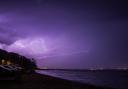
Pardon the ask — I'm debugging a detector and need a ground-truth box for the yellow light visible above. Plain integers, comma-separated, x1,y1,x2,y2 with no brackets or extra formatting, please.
7,61,11,65
1,59,5,65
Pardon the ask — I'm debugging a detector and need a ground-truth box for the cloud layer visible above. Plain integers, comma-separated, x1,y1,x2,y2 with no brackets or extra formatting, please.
0,0,127,69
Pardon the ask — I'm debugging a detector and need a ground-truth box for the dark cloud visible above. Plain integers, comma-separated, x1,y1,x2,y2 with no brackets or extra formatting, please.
0,0,127,69
0,27,18,44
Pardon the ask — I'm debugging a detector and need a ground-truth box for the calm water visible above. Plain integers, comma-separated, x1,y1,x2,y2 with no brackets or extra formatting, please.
36,70,128,89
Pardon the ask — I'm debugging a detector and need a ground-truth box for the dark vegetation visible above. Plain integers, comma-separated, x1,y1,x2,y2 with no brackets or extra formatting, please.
0,49,37,72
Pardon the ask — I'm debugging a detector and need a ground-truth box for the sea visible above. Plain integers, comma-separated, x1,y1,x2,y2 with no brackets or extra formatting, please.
36,70,128,89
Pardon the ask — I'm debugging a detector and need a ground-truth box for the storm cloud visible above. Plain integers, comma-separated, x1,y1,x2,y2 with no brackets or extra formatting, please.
0,0,127,69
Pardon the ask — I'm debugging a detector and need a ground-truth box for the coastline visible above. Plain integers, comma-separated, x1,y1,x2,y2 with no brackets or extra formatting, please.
0,72,114,89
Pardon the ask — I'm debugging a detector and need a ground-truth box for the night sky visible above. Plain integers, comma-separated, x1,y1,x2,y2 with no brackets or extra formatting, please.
0,0,127,69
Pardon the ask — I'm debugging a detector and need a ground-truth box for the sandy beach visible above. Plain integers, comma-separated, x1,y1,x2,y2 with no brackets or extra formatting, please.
0,72,114,89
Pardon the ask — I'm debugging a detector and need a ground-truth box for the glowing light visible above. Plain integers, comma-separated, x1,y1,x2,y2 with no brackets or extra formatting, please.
42,66,48,69
7,61,11,65
7,37,48,55
1,59,5,65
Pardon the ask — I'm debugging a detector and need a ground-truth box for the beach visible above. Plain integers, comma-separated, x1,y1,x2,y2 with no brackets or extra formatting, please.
0,72,113,89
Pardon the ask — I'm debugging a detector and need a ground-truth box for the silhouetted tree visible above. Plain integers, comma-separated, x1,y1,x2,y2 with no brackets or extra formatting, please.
0,49,37,72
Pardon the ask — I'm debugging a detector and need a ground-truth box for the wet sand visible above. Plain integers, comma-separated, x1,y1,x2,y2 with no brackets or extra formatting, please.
0,73,113,89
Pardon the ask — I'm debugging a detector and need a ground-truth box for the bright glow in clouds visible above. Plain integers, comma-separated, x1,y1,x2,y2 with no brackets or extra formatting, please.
7,37,47,56
4,36,89,59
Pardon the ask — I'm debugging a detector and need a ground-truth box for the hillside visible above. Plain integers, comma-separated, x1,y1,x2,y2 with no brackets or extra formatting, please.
0,49,37,71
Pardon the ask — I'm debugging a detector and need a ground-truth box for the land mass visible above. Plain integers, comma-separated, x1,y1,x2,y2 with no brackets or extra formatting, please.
0,72,114,89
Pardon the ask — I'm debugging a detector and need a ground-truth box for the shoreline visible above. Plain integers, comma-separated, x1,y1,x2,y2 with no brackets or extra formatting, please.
0,72,114,89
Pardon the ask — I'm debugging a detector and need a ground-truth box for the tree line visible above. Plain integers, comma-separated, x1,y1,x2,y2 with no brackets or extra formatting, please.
0,49,37,72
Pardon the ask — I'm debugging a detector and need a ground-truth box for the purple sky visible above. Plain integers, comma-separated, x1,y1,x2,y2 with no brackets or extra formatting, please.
0,0,127,69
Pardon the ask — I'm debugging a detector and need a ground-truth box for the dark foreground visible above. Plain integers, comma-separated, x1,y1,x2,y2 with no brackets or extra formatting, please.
0,73,113,89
